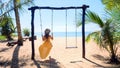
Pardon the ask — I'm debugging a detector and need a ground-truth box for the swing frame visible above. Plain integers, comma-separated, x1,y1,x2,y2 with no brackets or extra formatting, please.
28,5,89,60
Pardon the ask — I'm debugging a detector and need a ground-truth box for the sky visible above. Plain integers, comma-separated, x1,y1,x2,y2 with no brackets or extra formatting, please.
17,0,105,32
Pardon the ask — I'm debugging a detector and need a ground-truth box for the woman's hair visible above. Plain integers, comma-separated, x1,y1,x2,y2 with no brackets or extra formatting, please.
44,28,50,39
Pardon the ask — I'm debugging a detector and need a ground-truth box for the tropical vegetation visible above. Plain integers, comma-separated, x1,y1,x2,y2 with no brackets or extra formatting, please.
23,28,30,36
77,0,120,64
0,15,16,40
0,35,6,40
0,0,34,45
102,0,120,41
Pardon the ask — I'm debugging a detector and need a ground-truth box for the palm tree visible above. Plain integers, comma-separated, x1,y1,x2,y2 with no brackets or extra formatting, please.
0,15,15,40
101,0,120,52
0,0,34,45
77,10,120,63
13,0,23,45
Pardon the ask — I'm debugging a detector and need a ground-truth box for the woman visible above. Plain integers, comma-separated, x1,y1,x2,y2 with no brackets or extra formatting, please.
39,28,53,59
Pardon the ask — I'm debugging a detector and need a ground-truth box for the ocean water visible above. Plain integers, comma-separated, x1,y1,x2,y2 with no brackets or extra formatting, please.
34,32,91,37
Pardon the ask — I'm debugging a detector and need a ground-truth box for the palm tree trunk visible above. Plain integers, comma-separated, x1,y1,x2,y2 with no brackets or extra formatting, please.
108,39,119,63
109,40,116,62
13,0,23,45
107,29,119,63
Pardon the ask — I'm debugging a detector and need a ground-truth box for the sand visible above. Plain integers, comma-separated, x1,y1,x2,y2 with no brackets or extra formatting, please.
0,37,120,68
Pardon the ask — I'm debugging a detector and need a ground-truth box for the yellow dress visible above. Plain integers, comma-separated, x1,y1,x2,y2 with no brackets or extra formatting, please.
39,36,53,59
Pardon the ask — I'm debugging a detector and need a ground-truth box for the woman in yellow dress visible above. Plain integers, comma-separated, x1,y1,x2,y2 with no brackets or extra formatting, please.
39,28,53,59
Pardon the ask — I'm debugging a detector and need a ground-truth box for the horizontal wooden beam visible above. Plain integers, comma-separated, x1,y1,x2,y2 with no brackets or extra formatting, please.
28,5,89,10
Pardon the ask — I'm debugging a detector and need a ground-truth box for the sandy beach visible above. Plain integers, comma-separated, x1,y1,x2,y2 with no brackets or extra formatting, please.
0,37,120,68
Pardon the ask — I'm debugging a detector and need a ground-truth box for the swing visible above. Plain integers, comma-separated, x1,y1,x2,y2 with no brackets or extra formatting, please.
38,9,54,59
65,9,78,49
40,9,78,49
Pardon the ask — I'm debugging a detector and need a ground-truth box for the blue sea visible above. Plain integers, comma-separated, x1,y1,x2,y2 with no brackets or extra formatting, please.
34,32,91,37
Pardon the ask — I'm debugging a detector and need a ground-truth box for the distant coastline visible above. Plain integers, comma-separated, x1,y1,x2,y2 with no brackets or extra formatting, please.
34,32,91,37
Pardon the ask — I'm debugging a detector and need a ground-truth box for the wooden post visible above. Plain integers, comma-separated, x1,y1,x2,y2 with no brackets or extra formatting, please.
31,9,35,60
82,5,89,58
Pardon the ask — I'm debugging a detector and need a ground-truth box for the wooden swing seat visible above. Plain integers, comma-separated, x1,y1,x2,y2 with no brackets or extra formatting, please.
66,46,78,49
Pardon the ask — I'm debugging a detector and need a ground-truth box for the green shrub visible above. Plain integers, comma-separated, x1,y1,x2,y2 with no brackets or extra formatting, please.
0,35,6,40
23,28,30,36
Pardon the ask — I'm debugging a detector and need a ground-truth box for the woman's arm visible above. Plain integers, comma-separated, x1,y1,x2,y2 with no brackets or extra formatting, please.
49,36,53,40
42,35,45,41
50,33,53,40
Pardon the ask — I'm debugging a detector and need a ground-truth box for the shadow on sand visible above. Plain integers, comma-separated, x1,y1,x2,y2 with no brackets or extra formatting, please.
31,58,62,68
10,45,21,68
85,54,120,68
33,59,41,68
92,54,109,61
0,47,13,52
84,57,104,67
0,44,62,68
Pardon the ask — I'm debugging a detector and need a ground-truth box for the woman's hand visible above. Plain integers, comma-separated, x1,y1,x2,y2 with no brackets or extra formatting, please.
51,33,53,40
51,33,53,37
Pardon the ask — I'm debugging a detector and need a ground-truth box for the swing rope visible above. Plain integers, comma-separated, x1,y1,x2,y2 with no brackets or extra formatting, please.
65,9,68,48
51,10,53,36
75,9,78,48
39,9,43,36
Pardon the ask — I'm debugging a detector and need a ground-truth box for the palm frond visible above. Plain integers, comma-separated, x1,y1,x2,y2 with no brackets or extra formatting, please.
77,11,91,27
86,10,104,28
86,31,101,44
86,30,111,52
0,0,34,17
76,21,82,27
102,0,120,11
